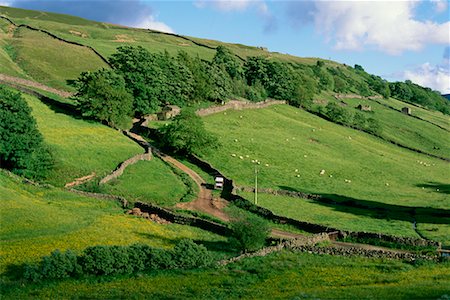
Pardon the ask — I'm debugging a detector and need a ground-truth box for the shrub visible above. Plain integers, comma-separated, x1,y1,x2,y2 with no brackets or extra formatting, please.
81,245,117,275
229,212,270,253
171,239,214,269
325,102,352,125
24,250,81,281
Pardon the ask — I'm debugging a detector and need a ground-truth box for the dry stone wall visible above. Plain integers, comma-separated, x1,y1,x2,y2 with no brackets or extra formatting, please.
196,99,286,117
99,152,152,185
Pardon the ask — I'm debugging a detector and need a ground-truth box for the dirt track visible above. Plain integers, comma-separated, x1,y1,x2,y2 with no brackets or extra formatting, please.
0,73,73,98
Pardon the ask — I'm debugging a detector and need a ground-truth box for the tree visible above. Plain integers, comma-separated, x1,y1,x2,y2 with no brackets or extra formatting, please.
229,212,270,253
0,86,53,179
325,102,352,125
206,64,233,102
75,69,133,129
159,109,219,155
213,46,243,79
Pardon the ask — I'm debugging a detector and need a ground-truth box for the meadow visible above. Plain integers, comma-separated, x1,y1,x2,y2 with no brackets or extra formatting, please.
0,171,225,273
23,93,142,187
201,105,449,243
100,159,189,207
331,96,450,159
2,250,449,299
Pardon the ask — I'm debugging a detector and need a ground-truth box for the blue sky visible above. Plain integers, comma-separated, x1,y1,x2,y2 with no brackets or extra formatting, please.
2,0,449,93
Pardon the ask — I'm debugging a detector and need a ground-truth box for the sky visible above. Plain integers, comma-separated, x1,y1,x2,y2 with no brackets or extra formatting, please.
2,0,449,94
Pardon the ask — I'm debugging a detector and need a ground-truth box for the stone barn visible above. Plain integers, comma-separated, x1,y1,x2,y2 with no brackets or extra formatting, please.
158,105,181,120
402,107,411,115
356,104,372,111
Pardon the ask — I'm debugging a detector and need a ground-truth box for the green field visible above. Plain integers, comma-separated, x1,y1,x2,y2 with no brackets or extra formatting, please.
330,96,450,159
201,105,449,242
0,171,225,273
379,97,450,132
101,159,188,207
2,250,449,299
22,93,142,186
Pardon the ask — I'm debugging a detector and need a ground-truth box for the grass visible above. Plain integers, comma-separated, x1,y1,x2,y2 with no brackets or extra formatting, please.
239,192,419,238
0,171,226,273
200,105,449,243
23,93,143,187
9,27,108,90
100,158,187,207
379,97,450,132
202,105,449,209
333,96,450,159
1,250,449,299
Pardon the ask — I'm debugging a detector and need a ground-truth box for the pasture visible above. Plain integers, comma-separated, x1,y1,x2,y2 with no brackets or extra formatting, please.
0,171,225,273
2,250,449,299
23,93,142,187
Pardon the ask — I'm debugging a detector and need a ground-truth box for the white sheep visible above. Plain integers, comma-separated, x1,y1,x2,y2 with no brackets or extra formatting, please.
320,169,325,175
231,154,236,157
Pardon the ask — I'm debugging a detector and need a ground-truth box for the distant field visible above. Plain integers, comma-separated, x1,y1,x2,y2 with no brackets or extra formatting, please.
334,96,450,159
2,250,449,299
202,105,449,209
101,159,187,207
0,172,225,272
380,97,450,132
23,93,142,186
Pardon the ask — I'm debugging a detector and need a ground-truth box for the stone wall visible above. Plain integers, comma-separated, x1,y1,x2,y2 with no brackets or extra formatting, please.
220,233,330,265
99,152,152,185
135,201,231,236
196,99,286,117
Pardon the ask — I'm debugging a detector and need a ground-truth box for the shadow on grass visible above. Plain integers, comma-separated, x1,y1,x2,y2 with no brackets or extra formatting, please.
278,186,450,225
415,182,450,194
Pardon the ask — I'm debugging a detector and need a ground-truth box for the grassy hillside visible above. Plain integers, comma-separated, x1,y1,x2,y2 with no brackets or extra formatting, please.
100,159,189,207
327,96,450,159
2,250,449,299
0,171,224,273
201,105,449,243
22,93,142,186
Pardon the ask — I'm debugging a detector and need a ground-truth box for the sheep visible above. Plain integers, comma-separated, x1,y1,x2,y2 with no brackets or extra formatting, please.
319,169,325,175
231,154,236,157
239,156,244,159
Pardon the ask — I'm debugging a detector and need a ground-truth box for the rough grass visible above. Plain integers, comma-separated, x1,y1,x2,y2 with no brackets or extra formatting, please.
380,97,450,132
100,158,187,207
10,27,108,90
0,171,225,273
239,192,419,238
202,105,449,209
2,250,449,299
335,96,450,159
23,93,142,187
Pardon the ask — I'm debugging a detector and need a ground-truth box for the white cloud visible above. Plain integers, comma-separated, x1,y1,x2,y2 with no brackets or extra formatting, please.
0,1,12,6
289,1,450,55
404,62,450,94
131,15,174,33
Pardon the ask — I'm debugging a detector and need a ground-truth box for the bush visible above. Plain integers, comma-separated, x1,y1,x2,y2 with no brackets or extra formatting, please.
171,239,214,269
81,245,118,275
229,212,270,253
325,102,352,125
24,250,81,281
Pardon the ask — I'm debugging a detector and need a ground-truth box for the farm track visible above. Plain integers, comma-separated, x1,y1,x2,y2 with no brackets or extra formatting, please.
0,73,73,97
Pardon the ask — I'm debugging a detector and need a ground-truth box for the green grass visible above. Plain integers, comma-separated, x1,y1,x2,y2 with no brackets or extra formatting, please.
334,96,450,159
9,27,108,90
380,97,450,132
100,158,187,207
0,171,225,273
239,192,419,238
202,105,449,209
23,93,142,187
2,250,449,299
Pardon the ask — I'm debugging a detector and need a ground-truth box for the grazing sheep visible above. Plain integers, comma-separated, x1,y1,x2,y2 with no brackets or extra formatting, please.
296,174,300,177
304,155,308,158
239,156,244,159
295,169,299,172
231,154,236,157
320,169,325,175
234,139,238,142
265,164,269,167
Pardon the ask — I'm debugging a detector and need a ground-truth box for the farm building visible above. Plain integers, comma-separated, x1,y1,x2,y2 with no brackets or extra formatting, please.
356,104,372,111
158,105,181,120
402,107,411,115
